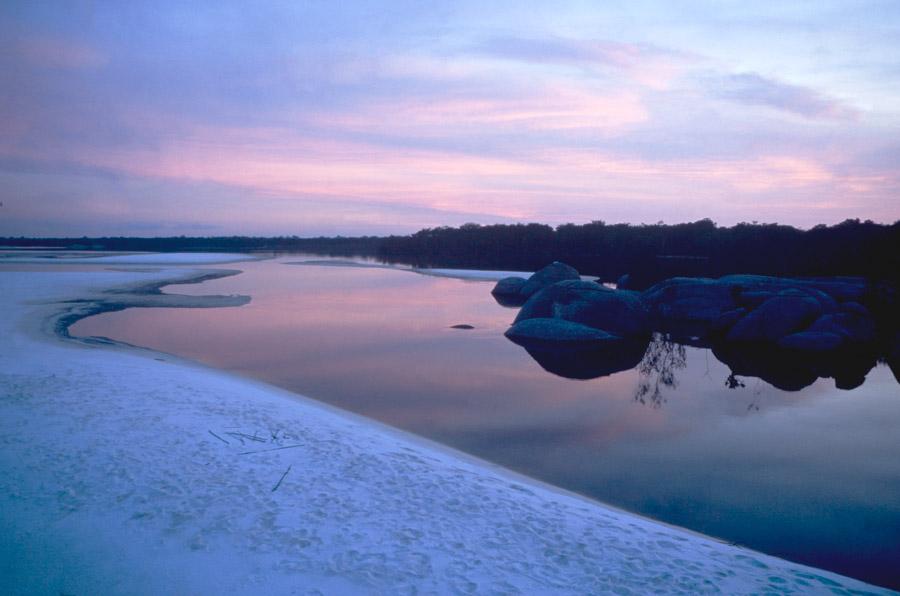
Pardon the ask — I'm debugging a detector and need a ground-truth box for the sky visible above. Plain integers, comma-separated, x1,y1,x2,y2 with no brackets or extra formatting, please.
1,0,899,237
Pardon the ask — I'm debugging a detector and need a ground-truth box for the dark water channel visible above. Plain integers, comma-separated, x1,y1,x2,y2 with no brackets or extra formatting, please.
71,257,900,588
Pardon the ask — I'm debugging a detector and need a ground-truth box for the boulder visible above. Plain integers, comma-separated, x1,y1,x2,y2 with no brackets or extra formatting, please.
518,261,581,298
807,312,876,343
505,317,621,344
735,290,775,309
775,287,838,314
839,301,869,316
515,280,649,338
718,274,866,304
642,277,737,332
726,292,824,343
777,331,845,352
711,308,747,334
491,276,527,297
515,280,601,322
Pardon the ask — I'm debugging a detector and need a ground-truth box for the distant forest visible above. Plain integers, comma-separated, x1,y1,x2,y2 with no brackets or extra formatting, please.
4,218,898,287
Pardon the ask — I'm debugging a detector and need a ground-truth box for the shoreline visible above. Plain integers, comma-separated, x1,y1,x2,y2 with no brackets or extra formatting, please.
0,259,892,594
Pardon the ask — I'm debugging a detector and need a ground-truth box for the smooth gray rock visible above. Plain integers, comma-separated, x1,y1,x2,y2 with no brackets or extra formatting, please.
554,286,649,338
727,294,823,342
505,318,622,343
778,331,845,351
642,277,737,327
515,280,602,323
518,261,581,298
491,276,527,297
515,280,649,338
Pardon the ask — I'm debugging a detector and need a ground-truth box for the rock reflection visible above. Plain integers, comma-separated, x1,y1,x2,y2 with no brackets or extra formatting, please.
712,342,879,392
635,334,687,407
513,338,648,380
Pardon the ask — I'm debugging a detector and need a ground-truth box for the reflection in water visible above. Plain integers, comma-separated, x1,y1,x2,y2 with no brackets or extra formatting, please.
712,342,879,392
635,335,687,408
511,338,648,380
510,326,888,396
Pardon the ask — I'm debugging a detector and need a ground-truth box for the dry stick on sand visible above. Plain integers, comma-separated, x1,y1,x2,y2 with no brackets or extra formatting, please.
272,464,293,492
208,430,230,445
239,444,305,455
226,431,267,443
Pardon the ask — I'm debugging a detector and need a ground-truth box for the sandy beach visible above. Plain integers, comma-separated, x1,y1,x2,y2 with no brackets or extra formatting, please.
0,255,891,595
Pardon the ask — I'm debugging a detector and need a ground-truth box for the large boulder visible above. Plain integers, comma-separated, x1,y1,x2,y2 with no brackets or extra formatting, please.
642,277,737,333
491,261,581,305
727,291,824,343
718,274,867,304
711,308,747,334
491,276,528,306
806,311,876,344
518,261,581,298
515,280,649,338
491,276,527,297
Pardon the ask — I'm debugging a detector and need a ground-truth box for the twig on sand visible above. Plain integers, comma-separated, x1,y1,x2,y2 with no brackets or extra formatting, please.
239,444,305,455
272,464,293,492
226,431,267,443
208,430,230,445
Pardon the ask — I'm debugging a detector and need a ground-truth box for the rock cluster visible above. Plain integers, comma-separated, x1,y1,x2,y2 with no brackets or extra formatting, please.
494,262,894,386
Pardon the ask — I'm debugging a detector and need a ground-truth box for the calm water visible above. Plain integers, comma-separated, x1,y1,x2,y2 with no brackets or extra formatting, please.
71,257,900,588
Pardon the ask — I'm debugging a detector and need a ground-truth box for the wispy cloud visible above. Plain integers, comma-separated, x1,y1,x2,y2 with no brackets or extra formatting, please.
470,36,692,89
709,72,858,120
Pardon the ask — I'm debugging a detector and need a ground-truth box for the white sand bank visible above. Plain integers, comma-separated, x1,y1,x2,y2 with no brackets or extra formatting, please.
0,261,891,595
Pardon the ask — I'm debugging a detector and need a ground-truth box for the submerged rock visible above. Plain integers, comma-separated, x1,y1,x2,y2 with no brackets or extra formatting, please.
505,318,622,344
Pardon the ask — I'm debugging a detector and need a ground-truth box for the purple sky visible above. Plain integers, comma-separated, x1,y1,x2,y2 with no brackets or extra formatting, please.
1,1,898,236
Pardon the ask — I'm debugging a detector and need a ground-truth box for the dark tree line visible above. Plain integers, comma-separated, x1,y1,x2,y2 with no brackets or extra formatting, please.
377,219,900,286
0,235,385,257
4,218,898,287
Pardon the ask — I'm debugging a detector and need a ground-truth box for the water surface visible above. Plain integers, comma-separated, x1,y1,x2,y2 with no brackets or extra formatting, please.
71,257,900,588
